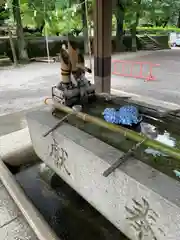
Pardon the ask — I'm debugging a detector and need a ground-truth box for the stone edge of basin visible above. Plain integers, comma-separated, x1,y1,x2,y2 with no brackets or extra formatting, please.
0,126,61,240
0,158,61,240
110,89,180,110
0,127,40,166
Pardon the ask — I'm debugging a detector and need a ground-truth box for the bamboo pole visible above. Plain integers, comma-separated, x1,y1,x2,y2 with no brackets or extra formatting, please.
52,101,180,160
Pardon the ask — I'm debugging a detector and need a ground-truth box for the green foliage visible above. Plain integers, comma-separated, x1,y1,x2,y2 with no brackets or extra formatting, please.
112,14,116,31
55,0,69,9
18,0,85,35
43,8,82,35
137,26,180,33
28,0,55,12
0,7,9,21
2,0,180,38
124,0,180,29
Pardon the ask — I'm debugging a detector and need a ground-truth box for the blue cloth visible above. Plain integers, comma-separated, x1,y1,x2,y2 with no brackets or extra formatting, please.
103,105,142,126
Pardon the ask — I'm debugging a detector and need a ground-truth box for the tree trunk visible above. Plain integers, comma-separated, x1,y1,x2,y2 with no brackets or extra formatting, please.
12,0,29,62
163,17,169,28
131,0,141,52
177,12,180,28
38,20,45,33
131,27,137,52
81,0,88,54
115,1,125,52
163,21,168,28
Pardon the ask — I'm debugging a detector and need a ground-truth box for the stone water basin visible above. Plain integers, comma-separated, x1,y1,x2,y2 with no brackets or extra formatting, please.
52,95,180,182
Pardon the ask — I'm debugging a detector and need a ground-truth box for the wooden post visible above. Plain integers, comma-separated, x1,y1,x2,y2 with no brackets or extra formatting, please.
93,0,112,93
7,27,18,66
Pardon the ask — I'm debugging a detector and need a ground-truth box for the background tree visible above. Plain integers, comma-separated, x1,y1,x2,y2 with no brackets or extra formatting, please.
1,0,180,60
12,0,29,62
114,0,126,51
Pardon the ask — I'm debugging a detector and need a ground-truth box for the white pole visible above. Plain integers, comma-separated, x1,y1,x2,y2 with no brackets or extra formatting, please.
43,0,50,63
45,27,50,63
85,0,92,70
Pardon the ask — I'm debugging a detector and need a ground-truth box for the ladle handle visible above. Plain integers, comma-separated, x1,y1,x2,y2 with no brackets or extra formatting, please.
43,112,73,137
